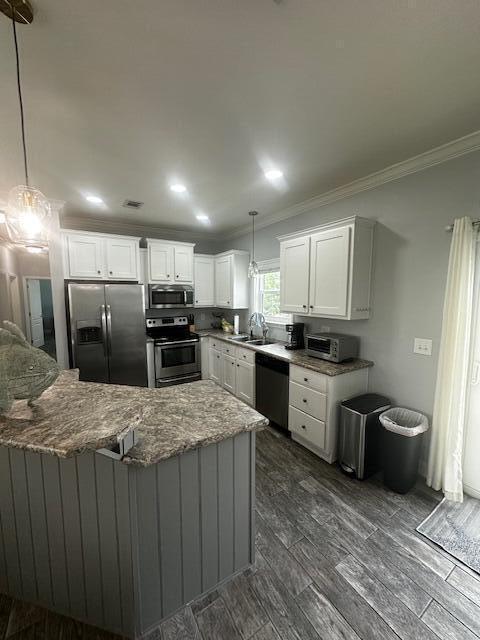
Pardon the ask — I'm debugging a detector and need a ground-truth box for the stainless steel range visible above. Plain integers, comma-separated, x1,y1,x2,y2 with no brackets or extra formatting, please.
146,316,201,387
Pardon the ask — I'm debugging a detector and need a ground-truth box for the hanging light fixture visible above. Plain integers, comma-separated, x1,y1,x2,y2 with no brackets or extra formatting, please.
1,0,51,247
247,210,259,278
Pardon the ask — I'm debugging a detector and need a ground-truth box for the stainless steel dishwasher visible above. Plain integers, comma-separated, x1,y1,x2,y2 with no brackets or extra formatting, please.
255,353,290,430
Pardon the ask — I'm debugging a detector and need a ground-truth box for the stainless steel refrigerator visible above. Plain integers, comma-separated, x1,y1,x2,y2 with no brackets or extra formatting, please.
67,283,147,386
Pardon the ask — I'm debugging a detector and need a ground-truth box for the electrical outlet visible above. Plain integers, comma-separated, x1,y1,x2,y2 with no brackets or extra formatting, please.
414,338,432,356
200,313,206,322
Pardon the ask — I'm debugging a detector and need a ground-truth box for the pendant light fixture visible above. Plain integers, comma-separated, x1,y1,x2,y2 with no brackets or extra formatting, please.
247,210,259,278
1,0,51,247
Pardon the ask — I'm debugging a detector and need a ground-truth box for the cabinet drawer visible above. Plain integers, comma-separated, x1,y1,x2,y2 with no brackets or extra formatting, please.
236,346,255,365
221,342,236,357
289,406,326,450
209,338,223,351
289,381,326,421
290,365,327,394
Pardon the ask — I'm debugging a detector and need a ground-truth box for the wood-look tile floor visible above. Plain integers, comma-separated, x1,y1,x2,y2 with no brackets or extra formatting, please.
2,427,480,639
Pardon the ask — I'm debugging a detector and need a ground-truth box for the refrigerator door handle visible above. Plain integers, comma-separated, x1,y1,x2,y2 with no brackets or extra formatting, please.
106,304,113,356
100,304,108,357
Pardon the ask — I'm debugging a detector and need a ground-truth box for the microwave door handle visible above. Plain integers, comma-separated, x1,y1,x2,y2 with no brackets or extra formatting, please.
183,290,188,306
100,305,108,357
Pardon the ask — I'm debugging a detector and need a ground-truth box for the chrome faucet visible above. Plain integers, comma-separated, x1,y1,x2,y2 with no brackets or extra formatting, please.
249,312,268,341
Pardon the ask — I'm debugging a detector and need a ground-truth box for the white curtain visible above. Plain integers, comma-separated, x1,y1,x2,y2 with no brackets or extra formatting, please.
427,216,477,502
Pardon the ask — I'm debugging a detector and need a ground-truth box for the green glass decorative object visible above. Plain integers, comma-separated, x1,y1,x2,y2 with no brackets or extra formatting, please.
0,321,60,414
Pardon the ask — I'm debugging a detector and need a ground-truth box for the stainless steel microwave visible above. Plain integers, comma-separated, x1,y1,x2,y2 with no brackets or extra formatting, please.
148,284,194,309
305,333,359,363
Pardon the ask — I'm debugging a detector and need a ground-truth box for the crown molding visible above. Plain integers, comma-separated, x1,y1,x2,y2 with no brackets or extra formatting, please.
221,129,480,240
60,215,219,243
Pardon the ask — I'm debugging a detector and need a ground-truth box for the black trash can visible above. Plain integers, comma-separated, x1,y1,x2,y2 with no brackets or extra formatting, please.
380,408,429,494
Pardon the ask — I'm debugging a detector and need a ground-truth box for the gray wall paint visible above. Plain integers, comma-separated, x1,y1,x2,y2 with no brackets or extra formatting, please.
222,151,480,419
0,432,255,638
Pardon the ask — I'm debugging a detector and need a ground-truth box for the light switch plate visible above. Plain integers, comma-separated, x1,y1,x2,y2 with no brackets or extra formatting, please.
414,338,432,356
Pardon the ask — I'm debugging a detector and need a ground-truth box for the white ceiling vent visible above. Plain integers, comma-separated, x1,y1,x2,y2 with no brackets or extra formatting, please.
123,199,144,209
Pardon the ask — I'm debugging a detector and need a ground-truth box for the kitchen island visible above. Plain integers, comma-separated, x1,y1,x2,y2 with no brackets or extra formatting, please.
0,371,267,638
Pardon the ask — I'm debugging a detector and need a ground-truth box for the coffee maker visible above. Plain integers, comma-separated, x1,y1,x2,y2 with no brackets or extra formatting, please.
285,323,305,350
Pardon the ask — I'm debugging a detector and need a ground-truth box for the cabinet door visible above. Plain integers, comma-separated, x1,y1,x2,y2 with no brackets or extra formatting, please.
222,354,237,393
215,255,232,307
236,360,255,406
66,234,105,278
106,237,138,280
309,226,350,317
174,245,194,283
280,237,310,313
200,338,210,379
209,347,222,384
149,243,174,283
194,256,215,306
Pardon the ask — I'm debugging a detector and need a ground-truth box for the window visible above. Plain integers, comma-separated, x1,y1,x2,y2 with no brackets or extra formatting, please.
253,261,292,325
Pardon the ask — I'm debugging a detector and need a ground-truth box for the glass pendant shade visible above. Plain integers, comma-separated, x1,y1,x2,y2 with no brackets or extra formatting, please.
6,185,51,245
248,259,259,278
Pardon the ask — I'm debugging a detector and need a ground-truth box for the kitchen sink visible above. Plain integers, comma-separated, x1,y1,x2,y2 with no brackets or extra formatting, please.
245,339,275,346
228,335,250,342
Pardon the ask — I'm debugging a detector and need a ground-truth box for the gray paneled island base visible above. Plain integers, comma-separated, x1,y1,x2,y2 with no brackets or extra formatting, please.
0,371,267,638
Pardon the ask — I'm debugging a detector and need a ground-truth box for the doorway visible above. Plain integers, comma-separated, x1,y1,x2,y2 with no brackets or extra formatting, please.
23,277,56,359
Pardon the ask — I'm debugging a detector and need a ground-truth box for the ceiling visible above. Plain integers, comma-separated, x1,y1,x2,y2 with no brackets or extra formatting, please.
1,0,480,236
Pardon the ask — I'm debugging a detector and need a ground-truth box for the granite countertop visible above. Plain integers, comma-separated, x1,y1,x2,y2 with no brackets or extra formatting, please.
0,370,267,466
0,370,142,458
123,380,268,466
198,330,373,376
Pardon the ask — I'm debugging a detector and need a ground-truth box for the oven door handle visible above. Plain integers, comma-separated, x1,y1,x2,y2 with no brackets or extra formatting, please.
156,339,199,347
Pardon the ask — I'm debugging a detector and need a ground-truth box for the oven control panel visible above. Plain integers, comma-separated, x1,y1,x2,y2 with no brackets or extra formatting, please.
146,316,188,328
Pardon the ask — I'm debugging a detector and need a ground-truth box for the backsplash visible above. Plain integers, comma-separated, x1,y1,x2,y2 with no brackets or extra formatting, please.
146,307,250,331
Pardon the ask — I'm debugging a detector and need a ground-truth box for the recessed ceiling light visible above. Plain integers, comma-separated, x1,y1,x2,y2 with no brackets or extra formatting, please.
264,169,283,181
196,214,209,222
85,195,104,204
0,212,5,224
26,246,43,254
170,183,187,194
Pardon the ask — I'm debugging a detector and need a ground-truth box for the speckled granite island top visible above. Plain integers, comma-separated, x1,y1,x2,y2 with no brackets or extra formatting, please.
0,370,142,458
123,380,268,466
199,330,374,376
0,369,268,465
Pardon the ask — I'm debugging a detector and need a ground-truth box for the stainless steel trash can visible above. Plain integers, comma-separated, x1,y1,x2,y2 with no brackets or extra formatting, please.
339,394,391,480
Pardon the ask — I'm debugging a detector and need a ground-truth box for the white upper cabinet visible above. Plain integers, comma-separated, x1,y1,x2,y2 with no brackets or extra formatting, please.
280,236,310,313
279,217,374,320
214,251,249,309
308,226,350,317
66,234,105,279
215,254,232,307
194,255,215,307
147,240,194,284
149,243,174,282
63,231,140,281
105,237,139,280
174,245,194,283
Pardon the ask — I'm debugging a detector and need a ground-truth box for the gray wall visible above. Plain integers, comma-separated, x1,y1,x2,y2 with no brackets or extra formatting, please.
222,151,480,419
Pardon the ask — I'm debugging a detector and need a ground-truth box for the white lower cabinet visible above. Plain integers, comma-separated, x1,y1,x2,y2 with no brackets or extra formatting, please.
223,354,237,393
288,364,368,463
209,347,223,384
236,360,255,405
208,339,255,406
